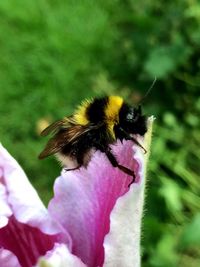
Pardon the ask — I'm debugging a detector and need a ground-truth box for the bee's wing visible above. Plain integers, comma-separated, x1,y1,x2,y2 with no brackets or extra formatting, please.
38,132,65,159
38,123,99,159
40,116,74,136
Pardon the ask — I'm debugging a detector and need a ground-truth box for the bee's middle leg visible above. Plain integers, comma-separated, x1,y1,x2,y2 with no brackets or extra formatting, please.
64,151,84,172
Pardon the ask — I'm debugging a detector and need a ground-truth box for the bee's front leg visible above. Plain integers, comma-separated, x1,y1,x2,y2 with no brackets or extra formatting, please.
119,127,147,154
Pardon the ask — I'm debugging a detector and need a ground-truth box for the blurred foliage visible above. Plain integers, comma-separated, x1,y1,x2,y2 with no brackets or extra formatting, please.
0,0,200,266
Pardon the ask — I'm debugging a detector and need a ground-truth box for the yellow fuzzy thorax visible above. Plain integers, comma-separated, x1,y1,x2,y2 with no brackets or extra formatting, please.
73,96,124,138
105,96,123,138
105,96,123,122
73,99,91,125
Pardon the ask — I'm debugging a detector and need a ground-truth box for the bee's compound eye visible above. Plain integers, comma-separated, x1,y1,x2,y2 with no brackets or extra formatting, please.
126,112,134,121
126,108,138,122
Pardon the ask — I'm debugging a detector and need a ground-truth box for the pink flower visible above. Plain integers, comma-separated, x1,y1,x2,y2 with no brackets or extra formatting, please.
0,118,153,267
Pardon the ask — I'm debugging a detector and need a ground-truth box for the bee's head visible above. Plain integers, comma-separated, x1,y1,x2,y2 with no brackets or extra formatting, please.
118,104,147,136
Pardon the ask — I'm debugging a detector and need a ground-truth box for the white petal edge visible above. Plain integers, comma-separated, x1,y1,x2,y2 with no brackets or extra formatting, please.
35,243,87,267
0,248,22,267
103,117,154,267
0,183,12,228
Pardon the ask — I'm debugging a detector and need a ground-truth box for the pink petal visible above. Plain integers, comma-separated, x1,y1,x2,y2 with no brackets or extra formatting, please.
0,216,62,267
48,134,145,266
0,144,72,267
0,144,67,236
35,243,87,267
0,248,21,267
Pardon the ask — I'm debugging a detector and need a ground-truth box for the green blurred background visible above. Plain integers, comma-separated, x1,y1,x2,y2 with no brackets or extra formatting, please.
0,0,200,266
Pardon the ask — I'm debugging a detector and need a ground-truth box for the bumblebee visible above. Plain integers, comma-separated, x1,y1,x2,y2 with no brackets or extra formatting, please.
39,96,147,183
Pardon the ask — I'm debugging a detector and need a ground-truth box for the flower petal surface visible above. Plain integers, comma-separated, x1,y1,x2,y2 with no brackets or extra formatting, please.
0,144,71,267
0,216,62,267
49,137,144,266
0,144,65,235
0,248,21,267
35,243,87,267
0,181,12,228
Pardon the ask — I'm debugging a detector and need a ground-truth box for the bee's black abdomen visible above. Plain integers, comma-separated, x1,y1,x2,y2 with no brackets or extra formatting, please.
86,97,108,123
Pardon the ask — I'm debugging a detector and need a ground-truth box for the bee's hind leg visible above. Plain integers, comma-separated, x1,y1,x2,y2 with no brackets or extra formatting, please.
64,165,81,172
64,154,84,172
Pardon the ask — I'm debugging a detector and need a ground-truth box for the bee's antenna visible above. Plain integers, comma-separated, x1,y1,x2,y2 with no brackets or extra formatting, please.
139,77,157,105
